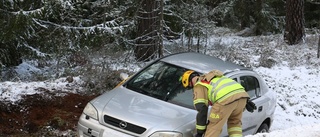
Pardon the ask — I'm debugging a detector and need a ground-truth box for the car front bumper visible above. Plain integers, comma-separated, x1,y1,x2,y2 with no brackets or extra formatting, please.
77,113,134,137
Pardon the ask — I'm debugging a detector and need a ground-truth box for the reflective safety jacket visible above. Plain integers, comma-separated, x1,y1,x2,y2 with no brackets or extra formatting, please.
197,76,245,104
193,76,249,134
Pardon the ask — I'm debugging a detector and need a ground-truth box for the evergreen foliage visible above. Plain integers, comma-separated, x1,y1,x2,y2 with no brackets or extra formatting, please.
0,0,319,67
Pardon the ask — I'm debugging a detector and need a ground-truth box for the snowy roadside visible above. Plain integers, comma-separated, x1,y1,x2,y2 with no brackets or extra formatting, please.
255,66,320,131
246,66,320,137
1,63,320,136
246,123,320,137
0,76,85,103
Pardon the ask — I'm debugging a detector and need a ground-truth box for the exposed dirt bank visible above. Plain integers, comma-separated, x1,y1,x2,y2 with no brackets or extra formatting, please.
0,92,98,137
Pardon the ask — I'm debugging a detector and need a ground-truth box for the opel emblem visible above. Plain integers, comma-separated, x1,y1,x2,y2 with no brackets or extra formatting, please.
119,121,127,129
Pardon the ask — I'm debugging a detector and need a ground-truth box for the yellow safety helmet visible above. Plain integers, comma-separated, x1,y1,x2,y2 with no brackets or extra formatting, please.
181,70,196,88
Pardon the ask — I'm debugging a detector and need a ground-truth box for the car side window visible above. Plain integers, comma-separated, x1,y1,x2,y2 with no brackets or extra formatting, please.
240,76,260,99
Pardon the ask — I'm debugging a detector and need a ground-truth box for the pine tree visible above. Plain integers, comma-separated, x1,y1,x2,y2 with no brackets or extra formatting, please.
284,0,305,45
134,0,160,61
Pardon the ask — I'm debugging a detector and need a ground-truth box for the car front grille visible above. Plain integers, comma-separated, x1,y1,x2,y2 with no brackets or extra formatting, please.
104,115,146,134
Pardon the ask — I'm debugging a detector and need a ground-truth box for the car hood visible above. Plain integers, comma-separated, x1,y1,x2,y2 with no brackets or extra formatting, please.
91,86,196,132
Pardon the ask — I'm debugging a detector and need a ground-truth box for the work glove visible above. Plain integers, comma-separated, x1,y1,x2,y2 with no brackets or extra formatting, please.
246,100,257,113
194,133,203,137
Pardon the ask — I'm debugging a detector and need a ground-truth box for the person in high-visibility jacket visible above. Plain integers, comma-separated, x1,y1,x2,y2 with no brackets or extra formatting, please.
181,69,250,137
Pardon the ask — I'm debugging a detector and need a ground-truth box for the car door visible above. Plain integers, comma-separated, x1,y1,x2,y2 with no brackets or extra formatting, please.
237,75,267,135
219,74,264,137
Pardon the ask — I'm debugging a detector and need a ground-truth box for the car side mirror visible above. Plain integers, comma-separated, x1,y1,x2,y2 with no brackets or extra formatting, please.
115,73,130,88
120,73,129,80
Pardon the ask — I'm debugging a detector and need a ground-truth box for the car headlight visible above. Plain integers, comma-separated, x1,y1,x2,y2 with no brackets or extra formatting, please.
149,131,182,137
83,103,98,120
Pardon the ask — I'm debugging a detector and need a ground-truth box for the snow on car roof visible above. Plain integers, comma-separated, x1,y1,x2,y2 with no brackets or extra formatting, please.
160,52,250,74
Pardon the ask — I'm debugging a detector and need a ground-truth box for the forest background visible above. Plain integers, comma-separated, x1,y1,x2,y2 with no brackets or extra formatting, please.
1,0,320,136
1,0,320,73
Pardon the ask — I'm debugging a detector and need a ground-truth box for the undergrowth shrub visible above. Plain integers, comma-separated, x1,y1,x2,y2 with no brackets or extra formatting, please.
259,47,277,68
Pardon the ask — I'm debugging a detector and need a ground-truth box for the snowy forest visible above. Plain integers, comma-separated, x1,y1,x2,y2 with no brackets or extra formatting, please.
1,0,320,136
1,0,320,68
1,0,320,98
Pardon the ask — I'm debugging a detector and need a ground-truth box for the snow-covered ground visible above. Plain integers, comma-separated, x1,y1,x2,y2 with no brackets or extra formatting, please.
1,31,320,136
0,62,85,103
2,60,319,137
248,66,320,137
246,124,320,137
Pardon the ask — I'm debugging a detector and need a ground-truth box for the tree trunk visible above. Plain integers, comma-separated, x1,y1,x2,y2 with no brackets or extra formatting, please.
237,0,251,29
253,0,263,35
134,0,159,61
284,0,305,45
0,44,22,67
158,0,164,58
317,35,320,58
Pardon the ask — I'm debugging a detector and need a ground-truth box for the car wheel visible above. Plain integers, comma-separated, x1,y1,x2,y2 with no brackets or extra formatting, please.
256,123,269,133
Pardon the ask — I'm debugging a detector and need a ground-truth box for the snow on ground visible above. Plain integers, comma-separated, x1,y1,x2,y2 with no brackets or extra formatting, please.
0,77,84,103
1,60,320,136
0,63,85,103
248,66,320,137
246,124,320,137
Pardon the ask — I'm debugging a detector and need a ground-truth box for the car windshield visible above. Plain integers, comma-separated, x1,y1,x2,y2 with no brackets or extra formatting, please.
125,61,194,109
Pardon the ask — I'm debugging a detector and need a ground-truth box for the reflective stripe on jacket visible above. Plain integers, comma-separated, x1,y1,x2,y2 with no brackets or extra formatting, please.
195,76,245,104
193,84,209,134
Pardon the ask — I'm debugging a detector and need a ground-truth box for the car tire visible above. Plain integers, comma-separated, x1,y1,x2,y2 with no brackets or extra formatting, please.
256,123,269,133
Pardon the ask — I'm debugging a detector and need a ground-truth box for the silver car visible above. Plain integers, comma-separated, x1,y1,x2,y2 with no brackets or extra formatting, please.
77,52,277,137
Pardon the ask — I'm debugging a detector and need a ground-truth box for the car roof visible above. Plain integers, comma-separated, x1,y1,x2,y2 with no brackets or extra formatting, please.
160,52,250,74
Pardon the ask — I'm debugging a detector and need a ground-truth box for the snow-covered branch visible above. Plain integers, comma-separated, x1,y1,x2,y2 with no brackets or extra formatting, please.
0,7,45,16
32,18,128,35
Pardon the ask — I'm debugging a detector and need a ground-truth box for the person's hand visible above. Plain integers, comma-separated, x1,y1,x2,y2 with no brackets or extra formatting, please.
246,100,257,113
194,133,203,137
